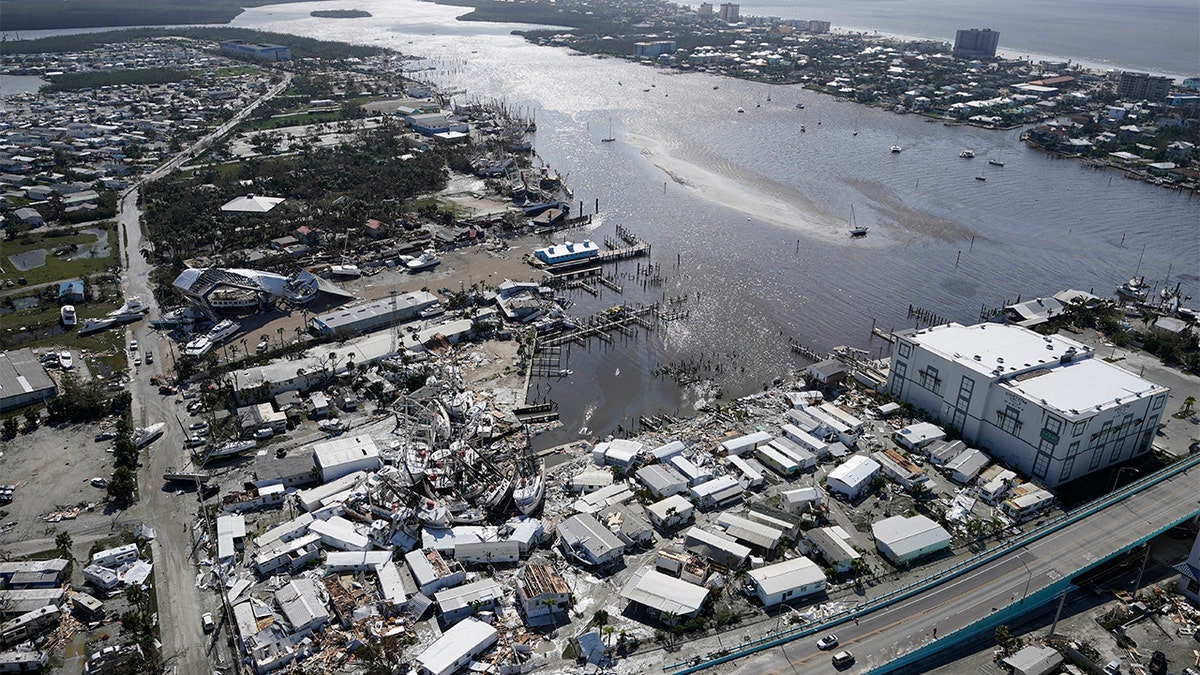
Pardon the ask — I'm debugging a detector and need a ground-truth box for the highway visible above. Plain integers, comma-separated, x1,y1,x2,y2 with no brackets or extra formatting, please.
725,462,1200,675
116,72,292,674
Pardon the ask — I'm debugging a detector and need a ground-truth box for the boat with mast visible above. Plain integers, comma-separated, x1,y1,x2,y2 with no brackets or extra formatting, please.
848,205,869,238
510,428,545,515
601,117,615,143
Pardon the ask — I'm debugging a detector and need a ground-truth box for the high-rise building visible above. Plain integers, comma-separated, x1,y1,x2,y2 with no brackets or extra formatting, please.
807,20,831,34
698,2,713,19
952,28,1000,59
1117,71,1174,101
886,322,1168,488
718,3,740,23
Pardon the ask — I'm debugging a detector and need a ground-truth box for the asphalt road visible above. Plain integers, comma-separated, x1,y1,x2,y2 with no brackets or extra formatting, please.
729,463,1200,675
114,72,293,674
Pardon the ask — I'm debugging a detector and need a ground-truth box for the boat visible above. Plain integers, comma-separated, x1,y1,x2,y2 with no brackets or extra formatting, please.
419,304,445,320
163,468,212,485
800,125,806,133
406,251,440,271
184,336,214,357
481,471,514,511
282,270,320,305
975,175,987,181
133,422,166,448
891,145,903,153
848,205,869,238
511,451,545,516
795,102,805,109
198,440,256,462
107,297,148,322
60,305,77,327
208,319,239,343
79,317,115,335
58,350,73,369
329,263,362,278
988,159,1005,167
1117,276,1149,302
959,150,976,159
601,117,615,143
736,107,745,113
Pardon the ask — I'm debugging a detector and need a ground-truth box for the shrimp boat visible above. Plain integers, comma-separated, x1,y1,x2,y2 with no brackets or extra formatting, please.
511,454,545,515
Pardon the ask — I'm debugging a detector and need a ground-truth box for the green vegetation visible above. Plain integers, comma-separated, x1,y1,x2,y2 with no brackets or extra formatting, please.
47,373,130,424
0,0,326,32
310,9,372,18
106,401,138,507
0,226,117,287
45,68,193,92
0,27,383,60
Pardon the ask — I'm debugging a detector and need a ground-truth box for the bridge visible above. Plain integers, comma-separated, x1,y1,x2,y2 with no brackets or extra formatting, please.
665,453,1200,675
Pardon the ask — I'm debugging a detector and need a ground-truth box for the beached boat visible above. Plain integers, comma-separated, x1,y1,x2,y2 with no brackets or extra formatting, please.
197,439,256,462
60,305,77,327
79,317,115,335
511,456,545,516
1117,276,1149,302
406,251,440,271
329,264,362,278
58,350,73,369
108,297,149,322
133,422,166,448
848,205,869,238
959,149,976,159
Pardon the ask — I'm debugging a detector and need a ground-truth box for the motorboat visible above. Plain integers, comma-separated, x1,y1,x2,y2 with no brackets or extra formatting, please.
891,145,903,153
975,175,987,181
282,270,319,304
184,336,213,357
60,305,77,327
207,319,239,344
79,317,115,335
107,297,148,322
1117,276,1149,302
58,350,73,369
959,149,976,159
407,251,440,272
795,102,805,109
133,422,166,448
736,107,745,113
988,159,1005,167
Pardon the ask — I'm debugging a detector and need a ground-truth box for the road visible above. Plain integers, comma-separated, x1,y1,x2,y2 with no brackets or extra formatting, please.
115,72,293,674
728,463,1200,675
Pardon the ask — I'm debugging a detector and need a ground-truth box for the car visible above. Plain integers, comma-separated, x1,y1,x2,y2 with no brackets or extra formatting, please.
187,400,204,413
185,436,206,448
201,612,215,633
253,428,274,440
816,634,839,651
134,355,141,366
257,340,269,352
189,422,208,431
90,477,107,488
145,350,154,364
129,339,138,351
182,391,199,400
94,431,117,442
106,382,124,392
1181,667,1199,675
1103,662,1121,675
831,651,855,668
1149,651,1166,675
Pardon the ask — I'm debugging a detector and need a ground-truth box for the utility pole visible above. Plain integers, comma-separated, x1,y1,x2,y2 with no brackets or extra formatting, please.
1048,588,1069,636
1132,543,1152,598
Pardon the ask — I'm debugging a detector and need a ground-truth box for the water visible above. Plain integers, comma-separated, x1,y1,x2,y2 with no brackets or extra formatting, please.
739,0,1199,78
182,1,1200,443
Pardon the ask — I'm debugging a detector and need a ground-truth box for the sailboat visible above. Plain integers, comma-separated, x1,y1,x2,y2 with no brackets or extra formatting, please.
510,428,545,515
601,117,615,143
848,205,869,237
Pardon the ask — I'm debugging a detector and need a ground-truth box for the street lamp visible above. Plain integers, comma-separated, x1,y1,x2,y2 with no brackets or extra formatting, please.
1110,466,1139,493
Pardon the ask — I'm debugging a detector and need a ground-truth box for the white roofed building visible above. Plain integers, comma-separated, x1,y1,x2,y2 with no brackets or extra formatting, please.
620,566,708,620
433,579,504,625
689,475,744,509
312,436,380,483
872,515,951,565
220,193,285,213
825,455,880,501
745,556,827,606
415,617,497,675
887,322,1168,488
646,494,695,530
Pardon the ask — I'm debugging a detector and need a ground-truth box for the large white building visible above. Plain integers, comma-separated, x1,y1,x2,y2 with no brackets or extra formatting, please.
887,322,1168,488
745,556,827,606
